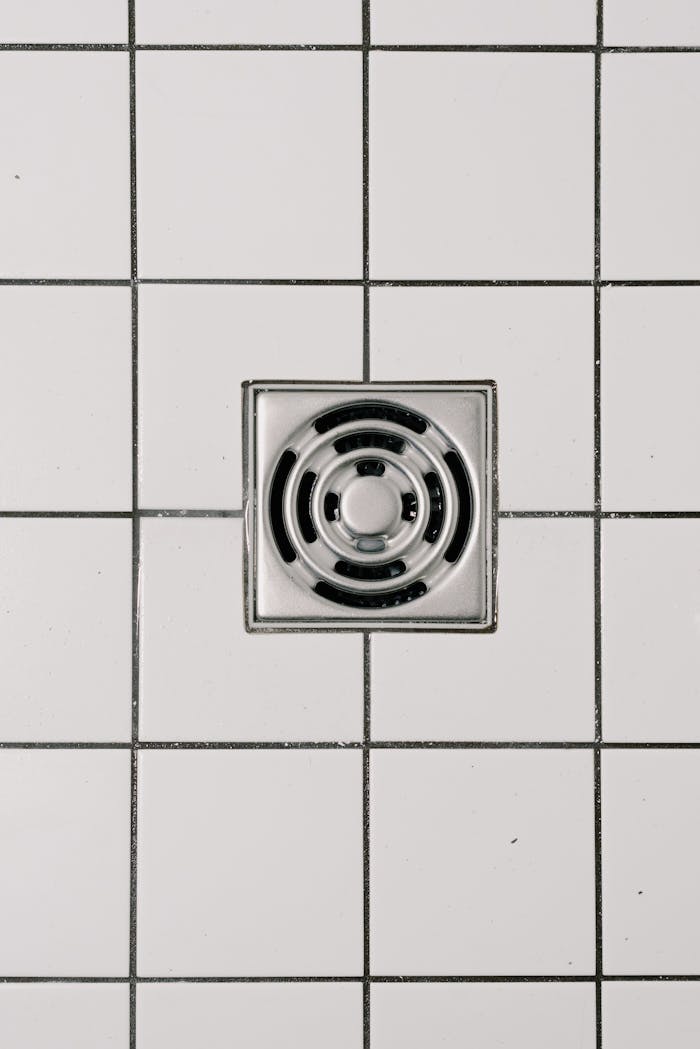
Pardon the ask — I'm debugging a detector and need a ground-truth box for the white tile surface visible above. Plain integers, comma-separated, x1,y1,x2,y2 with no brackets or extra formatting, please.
602,520,700,742
602,55,700,279
372,519,594,741
136,0,361,43
603,750,700,974
0,985,129,1049
0,520,131,742
138,983,362,1048
0,0,126,42
603,982,700,1049
139,285,362,510
0,287,131,511
370,53,593,279
0,750,130,974
602,288,700,511
0,53,129,278
370,749,595,974
137,749,363,975
604,1,700,45
136,52,362,278
372,0,596,43
371,287,593,510
139,519,362,741
371,983,596,1049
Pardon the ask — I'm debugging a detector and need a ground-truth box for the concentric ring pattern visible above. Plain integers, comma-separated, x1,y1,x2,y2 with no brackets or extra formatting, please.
267,401,475,609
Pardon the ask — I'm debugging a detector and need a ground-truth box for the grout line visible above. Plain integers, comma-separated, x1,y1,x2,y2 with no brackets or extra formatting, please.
5,42,700,54
128,3,139,1045
6,277,700,288
4,973,700,984
3,739,700,750
594,4,604,1048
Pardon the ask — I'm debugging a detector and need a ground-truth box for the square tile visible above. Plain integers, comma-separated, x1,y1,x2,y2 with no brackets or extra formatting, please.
370,749,595,974
0,750,130,974
0,53,129,278
372,984,596,1049
372,519,594,741
138,285,362,510
371,287,593,511
137,749,362,975
137,52,361,278
602,289,700,511
604,1,700,45
139,518,362,741
603,750,700,973
136,0,360,44
603,982,700,1049
370,53,593,279
0,287,131,510
0,985,129,1049
244,382,496,632
602,520,700,742
371,0,596,44
0,0,126,42
138,984,362,1048
602,55,700,279
0,520,131,742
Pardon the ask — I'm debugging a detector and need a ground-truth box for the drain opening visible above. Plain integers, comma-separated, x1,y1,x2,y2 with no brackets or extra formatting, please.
269,448,297,563
443,450,473,563
314,579,428,609
324,492,340,522
296,470,317,544
333,430,406,456
335,559,406,581
401,492,418,522
356,459,385,477
423,471,445,543
315,402,428,435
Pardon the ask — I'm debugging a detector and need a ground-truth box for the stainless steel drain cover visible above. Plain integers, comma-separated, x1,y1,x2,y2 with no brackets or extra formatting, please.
243,382,497,632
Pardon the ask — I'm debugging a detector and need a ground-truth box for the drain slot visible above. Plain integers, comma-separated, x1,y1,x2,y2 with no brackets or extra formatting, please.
335,559,406,581
333,431,406,456
423,471,444,543
315,402,427,435
269,449,297,563
296,470,318,544
356,459,385,477
314,579,428,609
401,492,417,522
443,450,473,563
324,492,340,522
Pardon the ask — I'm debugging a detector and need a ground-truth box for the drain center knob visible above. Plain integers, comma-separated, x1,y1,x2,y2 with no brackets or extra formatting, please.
342,476,401,537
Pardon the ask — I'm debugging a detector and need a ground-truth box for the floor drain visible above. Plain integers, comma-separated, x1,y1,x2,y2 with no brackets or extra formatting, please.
243,382,497,632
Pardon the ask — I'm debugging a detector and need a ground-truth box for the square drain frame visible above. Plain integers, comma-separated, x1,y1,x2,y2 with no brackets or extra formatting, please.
243,381,498,632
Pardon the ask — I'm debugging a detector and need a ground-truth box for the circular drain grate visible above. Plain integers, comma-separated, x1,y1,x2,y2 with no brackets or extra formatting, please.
268,401,475,609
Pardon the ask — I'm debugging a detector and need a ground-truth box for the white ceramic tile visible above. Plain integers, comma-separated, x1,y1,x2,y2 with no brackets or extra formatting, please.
0,53,129,278
137,749,362,975
602,55,700,279
0,750,130,974
604,1,700,45
139,519,362,741
0,520,131,742
602,289,700,511
372,983,596,1049
136,52,362,279
370,53,592,280
139,285,362,510
603,750,700,974
372,519,594,741
602,520,700,742
371,287,593,510
0,287,131,511
603,982,700,1049
0,985,129,1049
138,983,362,1048
370,749,595,974
136,0,361,44
371,0,596,44
0,0,126,42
